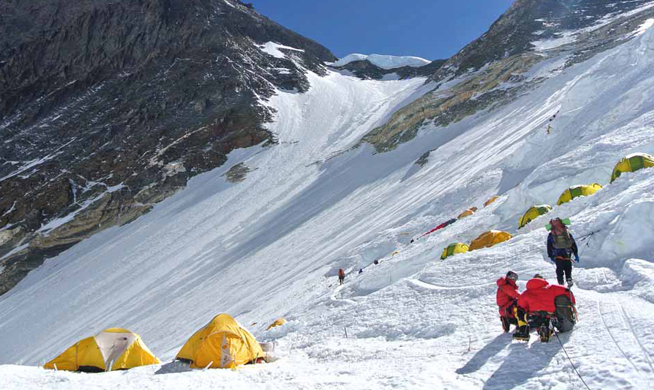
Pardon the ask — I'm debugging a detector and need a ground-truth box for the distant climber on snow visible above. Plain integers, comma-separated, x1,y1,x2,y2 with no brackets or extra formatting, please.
546,218,579,287
496,271,521,333
513,274,576,342
338,268,345,285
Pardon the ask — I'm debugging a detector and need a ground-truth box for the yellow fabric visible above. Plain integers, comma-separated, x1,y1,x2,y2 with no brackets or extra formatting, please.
556,183,603,205
102,327,131,333
514,307,529,327
518,204,552,229
44,337,105,372
469,230,512,251
484,196,499,207
112,337,161,370
440,243,469,260
266,318,287,331
457,207,477,219
44,330,160,372
610,153,654,183
44,343,79,371
176,314,264,369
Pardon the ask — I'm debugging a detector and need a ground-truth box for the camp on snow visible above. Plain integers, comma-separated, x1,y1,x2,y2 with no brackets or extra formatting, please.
457,207,477,219
267,318,287,331
176,313,264,369
469,230,512,251
556,183,602,205
610,152,654,183
421,218,457,237
518,204,552,229
44,328,160,372
440,243,469,260
484,196,499,207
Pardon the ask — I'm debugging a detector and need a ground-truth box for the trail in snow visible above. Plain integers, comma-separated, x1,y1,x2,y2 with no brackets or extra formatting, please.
2,15,654,390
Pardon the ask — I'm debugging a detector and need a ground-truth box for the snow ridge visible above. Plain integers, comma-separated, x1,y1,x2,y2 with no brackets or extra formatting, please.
331,53,431,69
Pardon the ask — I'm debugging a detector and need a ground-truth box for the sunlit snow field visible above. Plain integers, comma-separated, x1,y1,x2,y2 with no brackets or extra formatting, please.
2,19,654,390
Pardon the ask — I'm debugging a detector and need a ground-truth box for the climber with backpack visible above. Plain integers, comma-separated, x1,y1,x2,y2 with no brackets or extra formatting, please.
546,218,579,287
338,268,345,285
513,274,576,342
496,271,521,333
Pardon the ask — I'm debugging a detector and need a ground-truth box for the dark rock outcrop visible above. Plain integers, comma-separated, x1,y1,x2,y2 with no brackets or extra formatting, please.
0,0,336,295
362,0,654,153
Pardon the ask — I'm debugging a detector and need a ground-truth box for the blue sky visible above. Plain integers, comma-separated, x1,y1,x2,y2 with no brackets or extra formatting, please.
251,1,515,60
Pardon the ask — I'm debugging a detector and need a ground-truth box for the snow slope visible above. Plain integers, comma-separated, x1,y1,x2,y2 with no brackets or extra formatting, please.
331,53,431,69
2,19,654,390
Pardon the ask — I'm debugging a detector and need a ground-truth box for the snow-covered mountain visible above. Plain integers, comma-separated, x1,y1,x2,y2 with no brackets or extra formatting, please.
2,1,654,389
0,0,336,295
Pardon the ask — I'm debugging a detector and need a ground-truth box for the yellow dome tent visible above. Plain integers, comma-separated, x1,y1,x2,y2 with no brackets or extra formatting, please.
440,243,469,260
457,207,478,219
518,204,553,229
484,196,499,207
266,318,287,331
44,328,160,372
610,153,654,183
176,314,264,369
469,230,512,251
556,183,603,206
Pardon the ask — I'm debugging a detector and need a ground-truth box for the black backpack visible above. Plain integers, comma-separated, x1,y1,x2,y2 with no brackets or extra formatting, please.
554,295,576,332
551,219,574,250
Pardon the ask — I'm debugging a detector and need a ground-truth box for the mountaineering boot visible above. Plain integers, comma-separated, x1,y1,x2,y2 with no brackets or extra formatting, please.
538,324,552,342
501,316,510,333
513,326,530,341
567,278,574,288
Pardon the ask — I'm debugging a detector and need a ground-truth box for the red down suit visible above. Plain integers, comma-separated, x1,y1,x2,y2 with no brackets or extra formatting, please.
496,277,520,317
518,278,575,314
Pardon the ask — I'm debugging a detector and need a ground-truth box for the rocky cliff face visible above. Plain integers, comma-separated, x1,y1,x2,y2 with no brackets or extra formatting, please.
0,0,336,295
362,0,654,153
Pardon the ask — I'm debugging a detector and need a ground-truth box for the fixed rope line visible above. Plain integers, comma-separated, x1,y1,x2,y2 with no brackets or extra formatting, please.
555,332,592,390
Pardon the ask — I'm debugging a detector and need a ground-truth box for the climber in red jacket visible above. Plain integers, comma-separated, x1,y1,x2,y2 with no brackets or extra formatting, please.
514,274,576,341
496,271,521,332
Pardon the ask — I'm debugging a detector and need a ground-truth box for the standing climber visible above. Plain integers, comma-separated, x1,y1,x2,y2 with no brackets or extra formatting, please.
496,271,521,333
546,218,579,287
338,268,345,285
514,274,576,342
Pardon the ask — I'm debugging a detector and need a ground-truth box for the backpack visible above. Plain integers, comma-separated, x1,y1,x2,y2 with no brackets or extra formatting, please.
550,219,574,250
554,295,576,332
